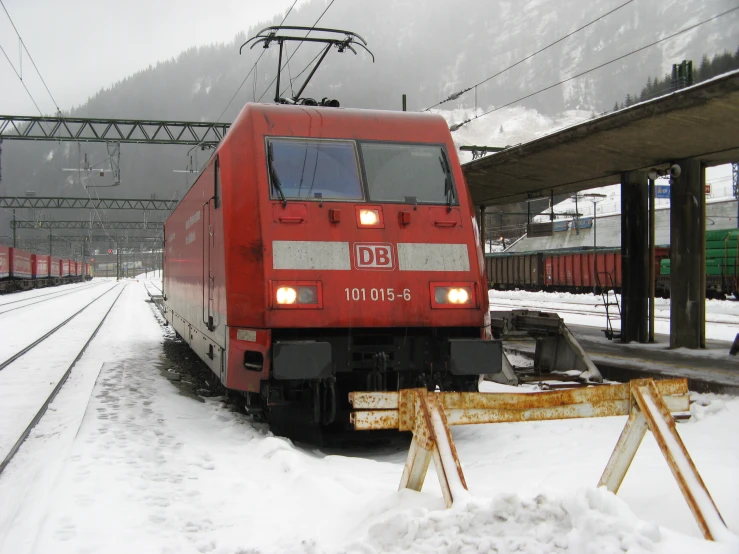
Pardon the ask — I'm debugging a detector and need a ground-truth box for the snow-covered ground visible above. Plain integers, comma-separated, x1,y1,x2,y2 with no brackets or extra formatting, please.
0,280,121,464
489,289,739,343
0,281,737,553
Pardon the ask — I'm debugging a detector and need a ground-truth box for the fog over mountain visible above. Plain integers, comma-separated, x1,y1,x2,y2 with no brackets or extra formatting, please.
2,0,737,241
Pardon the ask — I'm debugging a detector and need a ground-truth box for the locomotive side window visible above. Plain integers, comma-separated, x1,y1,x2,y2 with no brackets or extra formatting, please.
267,138,363,201
360,143,457,205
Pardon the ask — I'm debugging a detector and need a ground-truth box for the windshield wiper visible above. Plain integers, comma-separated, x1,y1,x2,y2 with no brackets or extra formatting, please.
439,149,455,211
268,142,288,207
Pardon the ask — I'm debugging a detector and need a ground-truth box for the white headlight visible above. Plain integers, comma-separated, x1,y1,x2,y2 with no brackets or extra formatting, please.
359,209,379,225
448,287,469,304
276,286,297,304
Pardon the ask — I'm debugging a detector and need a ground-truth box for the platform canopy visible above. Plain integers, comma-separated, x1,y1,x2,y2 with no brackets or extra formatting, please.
463,71,739,206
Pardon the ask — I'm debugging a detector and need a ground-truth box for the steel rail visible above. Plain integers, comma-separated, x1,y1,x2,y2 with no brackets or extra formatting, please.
489,300,737,325
0,281,97,307
0,284,127,475
0,282,104,315
0,283,121,371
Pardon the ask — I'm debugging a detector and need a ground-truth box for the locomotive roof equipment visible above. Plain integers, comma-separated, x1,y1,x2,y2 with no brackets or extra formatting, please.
240,26,375,106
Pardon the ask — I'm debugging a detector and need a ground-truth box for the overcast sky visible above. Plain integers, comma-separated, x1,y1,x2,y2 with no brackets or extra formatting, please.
0,0,304,115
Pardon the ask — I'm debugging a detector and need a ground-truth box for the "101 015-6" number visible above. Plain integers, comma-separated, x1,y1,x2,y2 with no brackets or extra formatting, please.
345,288,411,302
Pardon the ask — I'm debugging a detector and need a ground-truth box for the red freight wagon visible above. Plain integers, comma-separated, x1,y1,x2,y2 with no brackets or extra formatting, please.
164,102,499,434
32,254,50,278
61,259,71,277
491,247,670,293
545,250,621,290
0,245,9,279
73,261,82,277
10,248,33,279
50,257,61,278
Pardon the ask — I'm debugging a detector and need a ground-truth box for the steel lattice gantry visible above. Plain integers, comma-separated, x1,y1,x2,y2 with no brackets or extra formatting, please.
11,220,164,230
45,235,162,242
0,115,230,146
19,235,161,246
0,196,178,210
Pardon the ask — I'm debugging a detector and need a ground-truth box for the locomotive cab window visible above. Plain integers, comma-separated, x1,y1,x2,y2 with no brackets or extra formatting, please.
267,138,363,201
360,142,457,205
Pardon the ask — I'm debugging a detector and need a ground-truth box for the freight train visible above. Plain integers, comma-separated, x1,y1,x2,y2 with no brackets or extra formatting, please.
162,102,499,436
486,240,738,299
0,245,92,293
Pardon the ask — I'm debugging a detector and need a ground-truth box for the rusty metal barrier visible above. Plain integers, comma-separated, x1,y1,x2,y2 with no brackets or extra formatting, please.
349,378,732,542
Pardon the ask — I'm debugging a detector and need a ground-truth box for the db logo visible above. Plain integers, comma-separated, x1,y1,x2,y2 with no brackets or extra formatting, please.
354,243,394,270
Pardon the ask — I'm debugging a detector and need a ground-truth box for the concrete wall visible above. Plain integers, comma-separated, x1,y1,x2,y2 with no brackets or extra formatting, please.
507,199,738,252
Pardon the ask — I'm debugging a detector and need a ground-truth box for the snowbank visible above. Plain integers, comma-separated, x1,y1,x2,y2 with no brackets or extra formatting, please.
345,488,661,554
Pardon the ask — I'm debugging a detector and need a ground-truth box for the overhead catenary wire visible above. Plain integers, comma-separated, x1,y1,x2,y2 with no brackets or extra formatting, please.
0,42,45,116
0,0,61,113
424,0,635,112
78,143,116,248
257,0,337,102
284,46,326,91
214,0,299,124
450,5,739,132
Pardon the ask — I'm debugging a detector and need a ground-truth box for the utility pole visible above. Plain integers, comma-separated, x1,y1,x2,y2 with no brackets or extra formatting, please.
580,193,606,294
648,178,656,343
12,209,16,247
733,162,738,228
49,229,52,255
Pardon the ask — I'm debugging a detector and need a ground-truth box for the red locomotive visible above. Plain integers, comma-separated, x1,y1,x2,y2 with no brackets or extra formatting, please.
163,27,499,434
163,102,500,432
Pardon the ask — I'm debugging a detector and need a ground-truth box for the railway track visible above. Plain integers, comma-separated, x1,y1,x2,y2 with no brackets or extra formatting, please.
145,280,162,293
142,281,162,299
0,281,96,306
489,299,738,325
0,283,127,475
0,281,104,316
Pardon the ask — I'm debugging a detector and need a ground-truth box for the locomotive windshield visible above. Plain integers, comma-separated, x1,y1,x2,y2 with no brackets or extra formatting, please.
266,139,457,205
360,142,457,205
267,138,363,200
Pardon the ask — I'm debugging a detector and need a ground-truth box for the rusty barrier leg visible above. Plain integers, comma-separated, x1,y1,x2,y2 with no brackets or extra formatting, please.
349,379,733,542
599,379,729,541
397,390,468,507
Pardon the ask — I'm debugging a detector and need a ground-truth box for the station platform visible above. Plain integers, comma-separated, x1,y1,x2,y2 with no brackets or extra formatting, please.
507,323,739,395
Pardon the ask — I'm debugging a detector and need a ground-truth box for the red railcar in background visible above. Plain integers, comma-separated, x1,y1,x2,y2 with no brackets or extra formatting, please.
0,246,9,280
32,254,50,279
164,103,499,434
50,257,61,279
9,248,32,280
486,247,670,294
0,249,93,293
